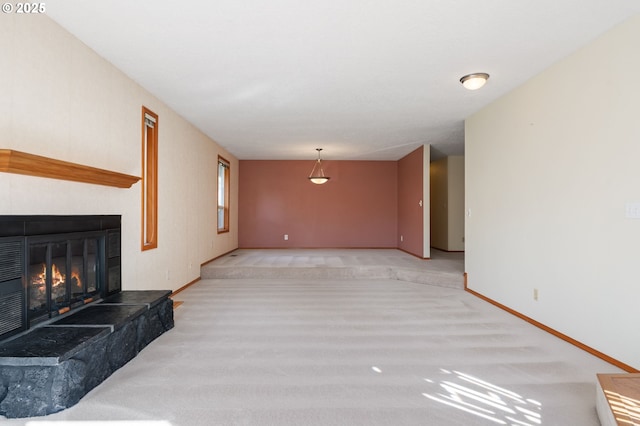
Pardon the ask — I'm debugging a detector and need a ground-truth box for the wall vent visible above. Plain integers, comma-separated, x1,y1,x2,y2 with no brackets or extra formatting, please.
0,239,23,282
0,280,23,337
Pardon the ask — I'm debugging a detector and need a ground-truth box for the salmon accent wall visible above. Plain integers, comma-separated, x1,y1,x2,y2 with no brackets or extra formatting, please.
397,146,425,258
239,160,398,248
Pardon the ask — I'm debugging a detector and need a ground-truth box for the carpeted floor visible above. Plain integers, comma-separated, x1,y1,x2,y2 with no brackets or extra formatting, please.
4,249,623,425
201,248,465,289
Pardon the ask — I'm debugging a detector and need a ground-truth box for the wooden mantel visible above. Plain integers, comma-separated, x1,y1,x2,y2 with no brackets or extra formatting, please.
0,149,140,188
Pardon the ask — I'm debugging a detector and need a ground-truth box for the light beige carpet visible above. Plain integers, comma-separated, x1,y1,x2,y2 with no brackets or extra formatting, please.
201,249,465,289
5,274,623,425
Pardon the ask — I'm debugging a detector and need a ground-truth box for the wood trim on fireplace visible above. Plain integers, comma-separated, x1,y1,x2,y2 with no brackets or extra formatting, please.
0,149,140,188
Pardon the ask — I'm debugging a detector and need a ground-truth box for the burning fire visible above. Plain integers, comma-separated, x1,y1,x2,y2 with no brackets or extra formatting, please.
30,263,46,309
49,263,67,301
71,266,83,293
29,263,83,309
51,263,65,289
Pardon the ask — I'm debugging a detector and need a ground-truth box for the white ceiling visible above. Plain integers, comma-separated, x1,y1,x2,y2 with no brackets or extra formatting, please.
46,1,639,161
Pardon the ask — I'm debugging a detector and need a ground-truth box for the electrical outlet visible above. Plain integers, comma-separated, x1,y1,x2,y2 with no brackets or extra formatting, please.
166,270,171,280
284,234,288,240
400,235,403,242
533,288,538,301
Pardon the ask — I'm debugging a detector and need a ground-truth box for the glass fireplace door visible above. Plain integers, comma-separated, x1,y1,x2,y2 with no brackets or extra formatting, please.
70,239,85,304
86,237,99,296
70,237,101,303
50,241,70,313
27,243,48,322
26,232,105,325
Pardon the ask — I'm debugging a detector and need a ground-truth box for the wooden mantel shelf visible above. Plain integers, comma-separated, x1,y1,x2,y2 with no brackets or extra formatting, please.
0,149,140,188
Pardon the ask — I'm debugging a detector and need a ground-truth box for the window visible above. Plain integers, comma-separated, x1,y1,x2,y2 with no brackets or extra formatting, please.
217,156,230,233
141,107,158,250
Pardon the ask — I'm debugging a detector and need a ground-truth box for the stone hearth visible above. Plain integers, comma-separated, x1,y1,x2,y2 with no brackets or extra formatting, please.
0,290,173,419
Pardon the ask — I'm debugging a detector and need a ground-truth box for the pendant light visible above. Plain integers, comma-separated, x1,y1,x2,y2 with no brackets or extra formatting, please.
308,148,330,184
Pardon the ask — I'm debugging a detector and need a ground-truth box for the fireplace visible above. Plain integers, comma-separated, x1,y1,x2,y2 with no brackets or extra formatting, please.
0,215,174,419
0,215,121,343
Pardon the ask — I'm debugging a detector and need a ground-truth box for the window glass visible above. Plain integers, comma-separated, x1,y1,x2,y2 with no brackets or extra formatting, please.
142,107,158,250
217,156,230,233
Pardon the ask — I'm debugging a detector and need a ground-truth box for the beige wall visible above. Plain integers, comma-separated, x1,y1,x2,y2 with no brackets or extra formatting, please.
447,156,464,251
422,146,431,259
430,158,448,250
430,156,464,252
466,15,640,368
0,14,238,292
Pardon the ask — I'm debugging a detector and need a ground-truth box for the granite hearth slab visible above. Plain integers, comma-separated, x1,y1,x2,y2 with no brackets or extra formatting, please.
0,290,173,419
0,326,110,366
51,305,147,331
103,290,172,308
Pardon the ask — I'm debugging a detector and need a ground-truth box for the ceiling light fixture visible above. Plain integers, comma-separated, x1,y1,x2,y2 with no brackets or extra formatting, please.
308,148,330,184
460,73,490,90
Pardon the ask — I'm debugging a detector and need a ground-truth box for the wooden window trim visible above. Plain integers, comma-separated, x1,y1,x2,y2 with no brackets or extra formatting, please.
142,106,158,250
217,156,230,234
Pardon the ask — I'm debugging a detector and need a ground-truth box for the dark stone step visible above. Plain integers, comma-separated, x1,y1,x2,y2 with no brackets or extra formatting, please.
102,290,171,308
51,305,146,331
0,290,173,419
0,327,110,365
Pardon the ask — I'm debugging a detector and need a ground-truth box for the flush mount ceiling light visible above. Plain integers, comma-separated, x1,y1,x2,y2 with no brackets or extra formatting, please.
308,148,330,184
460,73,490,90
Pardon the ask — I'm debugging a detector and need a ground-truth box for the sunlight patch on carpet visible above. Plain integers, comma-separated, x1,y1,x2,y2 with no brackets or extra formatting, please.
423,369,542,425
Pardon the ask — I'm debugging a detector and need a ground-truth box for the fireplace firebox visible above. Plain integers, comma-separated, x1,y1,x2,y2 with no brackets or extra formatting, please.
0,215,121,342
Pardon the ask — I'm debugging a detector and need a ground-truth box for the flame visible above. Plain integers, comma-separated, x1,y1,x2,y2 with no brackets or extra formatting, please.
29,261,83,310
50,263,66,299
71,265,83,293
29,263,47,309
51,263,65,287
33,263,46,285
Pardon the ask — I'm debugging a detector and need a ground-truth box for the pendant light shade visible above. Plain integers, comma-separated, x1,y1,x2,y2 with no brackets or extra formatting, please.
308,148,330,184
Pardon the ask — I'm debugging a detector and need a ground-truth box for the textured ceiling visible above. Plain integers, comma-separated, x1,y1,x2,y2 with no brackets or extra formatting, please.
46,1,639,161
